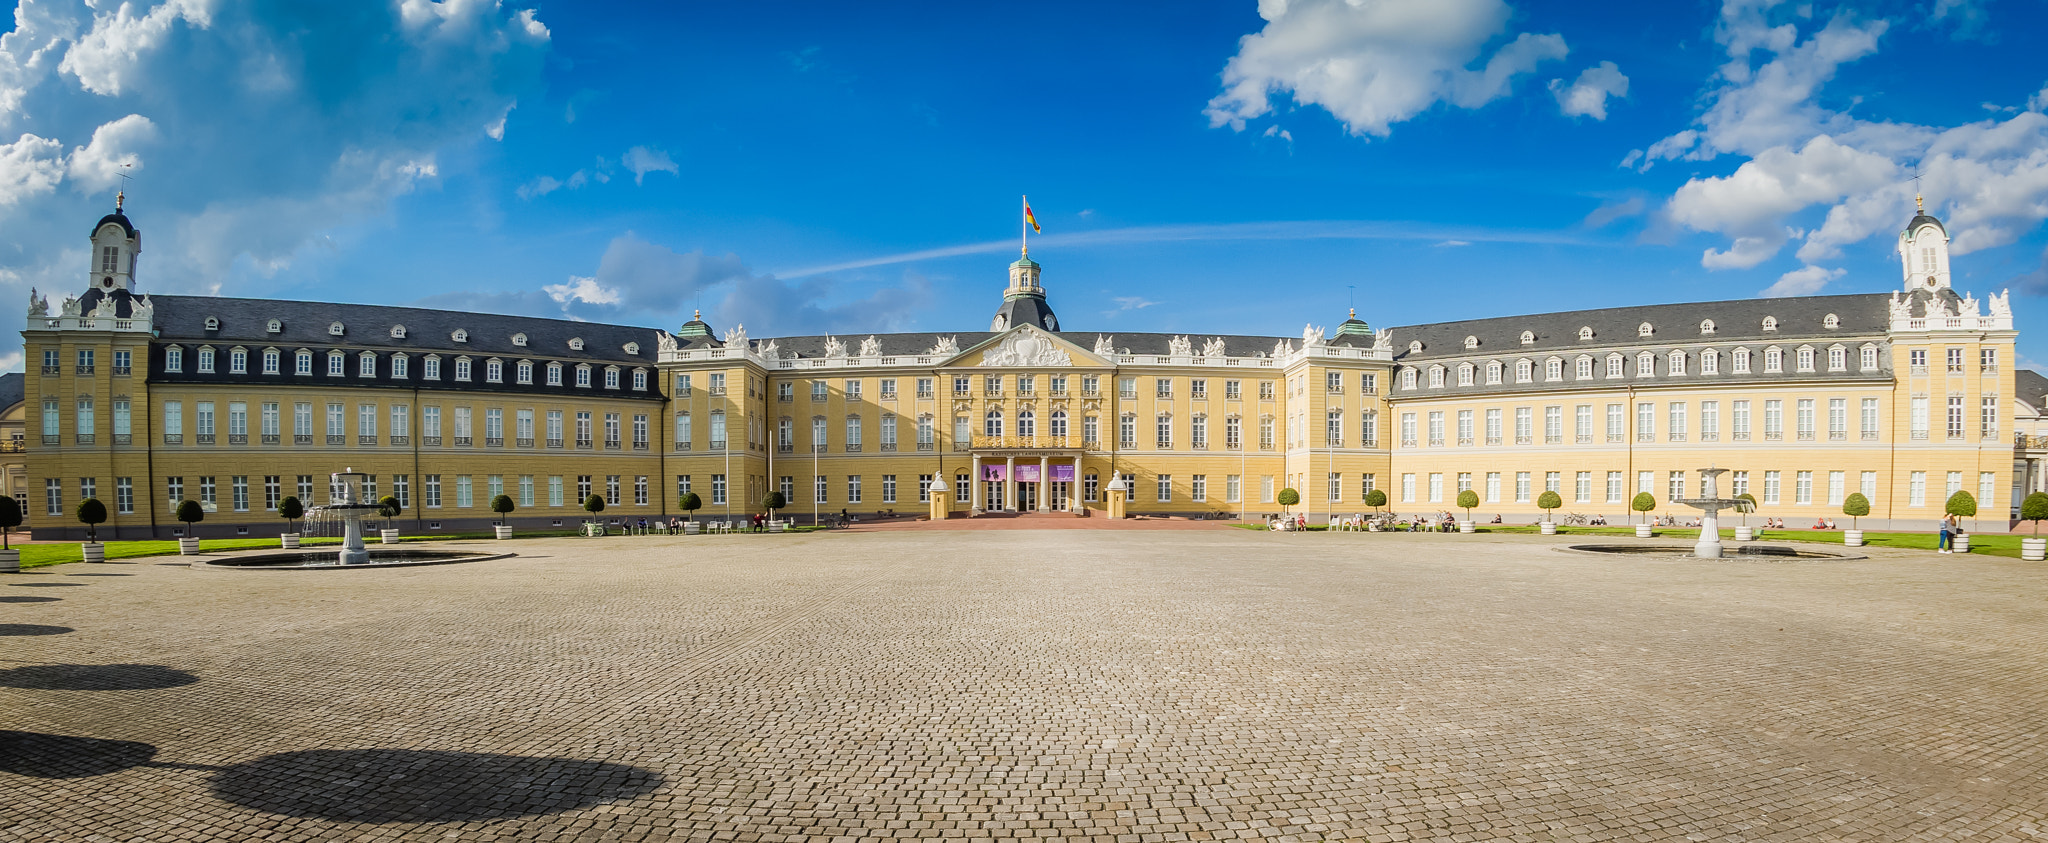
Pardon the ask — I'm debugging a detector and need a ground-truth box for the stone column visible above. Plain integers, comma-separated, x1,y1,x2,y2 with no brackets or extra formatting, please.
970,458,982,512
1038,456,1050,512
1005,455,1016,512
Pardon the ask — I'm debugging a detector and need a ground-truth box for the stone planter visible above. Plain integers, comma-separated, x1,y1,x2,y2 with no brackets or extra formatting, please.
495,525,513,540
1734,526,1753,542
81,542,105,563
1843,529,1864,547
280,533,300,549
178,536,201,555
1539,521,1556,535
1635,524,1653,538
1458,520,1475,533
1953,535,1971,553
380,529,400,544
2023,537,2046,561
0,549,17,573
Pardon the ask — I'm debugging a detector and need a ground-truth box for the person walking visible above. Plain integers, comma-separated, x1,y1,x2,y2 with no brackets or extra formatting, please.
1937,512,1955,553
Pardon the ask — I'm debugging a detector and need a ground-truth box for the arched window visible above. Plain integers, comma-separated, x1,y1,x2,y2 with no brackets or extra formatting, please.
1017,409,1036,438
1606,353,1624,377
985,409,1004,437
1638,322,1654,337
1408,340,1423,353
1578,326,1594,341
1545,357,1562,381
1575,356,1593,380
266,319,282,334
1667,350,1685,376
1732,347,1751,373
1515,359,1533,383
1823,313,1839,329
1636,351,1656,377
1486,361,1503,385
1464,335,1479,349
1050,410,1068,439
389,325,406,339
1428,366,1445,388
1761,316,1778,332
1700,319,1716,335
452,329,469,343
1520,330,1535,345
1458,363,1474,386
511,332,527,346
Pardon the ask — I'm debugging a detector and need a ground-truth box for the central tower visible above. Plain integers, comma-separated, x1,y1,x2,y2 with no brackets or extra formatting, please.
989,250,1059,331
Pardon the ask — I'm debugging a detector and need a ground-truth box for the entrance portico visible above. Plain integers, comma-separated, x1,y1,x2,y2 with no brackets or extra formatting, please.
969,447,1084,513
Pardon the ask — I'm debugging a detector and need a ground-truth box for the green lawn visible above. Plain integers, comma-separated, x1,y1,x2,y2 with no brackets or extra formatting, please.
14,525,835,569
1239,521,2041,559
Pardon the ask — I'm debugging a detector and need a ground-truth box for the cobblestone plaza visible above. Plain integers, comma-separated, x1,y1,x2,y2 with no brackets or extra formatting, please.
4,531,2045,841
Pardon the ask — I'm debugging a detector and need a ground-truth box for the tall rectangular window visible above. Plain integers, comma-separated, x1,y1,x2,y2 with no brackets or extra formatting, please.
1981,396,1999,438
1667,402,1686,441
1947,395,1965,439
1861,471,1878,502
1828,398,1847,440
1795,399,1815,441
1605,404,1622,442
1575,404,1592,443
519,475,535,507
1514,407,1532,444
1225,475,1240,503
1909,471,1926,506
117,477,134,514
1486,408,1503,445
1636,402,1653,442
1763,400,1783,440
882,474,897,504
844,475,860,504
1980,472,1997,510
1400,474,1414,502
1763,471,1781,505
1575,471,1591,503
1428,473,1443,502
549,476,563,507
1513,472,1529,503
1827,471,1845,505
456,475,472,508
712,474,728,505
1544,406,1562,444
1700,401,1719,441
1606,472,1623,504
1485,472,1501,502
1794,471,1812,504
1668,471,1685,503
1911,396,1929,439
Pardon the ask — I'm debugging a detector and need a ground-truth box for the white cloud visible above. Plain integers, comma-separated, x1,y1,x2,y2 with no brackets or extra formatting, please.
1549,61,1628,120
59,0,216,97
515,174,562,200
66,113,155,191
1433,239,1471,247
543,275,621,308
1204,0,1568,138
1111,296,1158,312
1762,264,1844,297
622,145,677,185
2030,83,2048,113
1667,135,1897,268
0,132,66,206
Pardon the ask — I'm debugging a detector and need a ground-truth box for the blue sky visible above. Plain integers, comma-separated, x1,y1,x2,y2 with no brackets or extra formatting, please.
2,0,2046,367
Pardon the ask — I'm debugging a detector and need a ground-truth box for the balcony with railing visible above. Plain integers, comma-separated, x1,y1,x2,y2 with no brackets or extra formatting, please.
517,437,533,448
547,437,563,448
971,435,1084,450
76,434,96,445
41,365,60,375
489,437,506,447
2017,432,2048,450
230,434,249,445
706,440,725,450
75,365,94,375
326,434,345,445
113,434,131,445
112,366,131,376
577,438,594,449
455,436,474,447
197,434,216,445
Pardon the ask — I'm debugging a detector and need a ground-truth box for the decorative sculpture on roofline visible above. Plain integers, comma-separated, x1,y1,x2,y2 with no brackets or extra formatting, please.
756,338,778,359
59,295,80,318
1201,337,1227,358
928,336,959,355
26,288,46,317
1889,291,1914,320
858,335,882,358
1272,338,1292,358
1990,289,2012,317
656,331,678,356
1167,335,1192,357
1373,328,1393,351
1301,324,1325,347
1093,334,1115,355
722,324,748,350
823,336,846,358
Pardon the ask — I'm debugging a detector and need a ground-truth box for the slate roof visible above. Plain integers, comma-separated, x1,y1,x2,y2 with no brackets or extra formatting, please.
2017,370,2048,413
993,295,1060,332
747,331,1302,361
0,372,23,412
148,295,665,365
1384,293,1892,362
92,209,136,239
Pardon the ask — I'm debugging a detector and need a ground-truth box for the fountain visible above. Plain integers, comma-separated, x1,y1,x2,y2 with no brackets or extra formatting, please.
305,468,384,565
200,469,511,570
1670,466,1749,558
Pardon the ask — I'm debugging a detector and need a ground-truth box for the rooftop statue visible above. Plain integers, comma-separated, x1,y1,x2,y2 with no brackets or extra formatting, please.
858,335,882,358
722,324,748,350
1167,335,1192,357
1093,334,1115,355
928,336,959,355
1201,337,1227,358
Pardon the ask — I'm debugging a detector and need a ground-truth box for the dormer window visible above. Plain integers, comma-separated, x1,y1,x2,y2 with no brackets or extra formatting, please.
623,342,640,356
228,347,247,374
1545,357,1563,381
1464,336,1479,349
1763,346,1783,373
568,337,585,351
1407,340,1422,354
485,358,503,383
451,329,468,343
546,362,562,386
511,333,527,347
327,351,345,376
516,360,533,384
295,349,313,375
262,348,280,375
1636,351,1655,377
328,322,345,336
391,353,409,379
631,368,647,391
1823,313,1839,329
1515,359,1533,383
1761,316,1778,332
604,366,621,389
1457,362,1474,386
198,346,216,374
204,316,220,331
266,319,282,334
575,364,592,388
1667,350,1685,376
390,325,407,339
1578,327,1594,341
164,345,183,373
422,355,441,380
1699,319,1715,335
358,351,376,378
1575,356,1593,380
1637,322,1654,338
1428,365,1445,388
453,356,472,382
1519,331,1534,345
1485,360,1503,385
1606,353,1624,378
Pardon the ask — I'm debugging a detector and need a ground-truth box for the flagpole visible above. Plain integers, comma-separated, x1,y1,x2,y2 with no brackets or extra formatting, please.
1021,194,1028,257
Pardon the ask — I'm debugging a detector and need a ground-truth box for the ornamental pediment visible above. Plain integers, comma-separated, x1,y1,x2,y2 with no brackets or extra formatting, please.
954,325,1104,368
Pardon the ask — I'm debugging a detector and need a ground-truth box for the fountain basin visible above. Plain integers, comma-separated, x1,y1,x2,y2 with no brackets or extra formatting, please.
1563,544,1863,560
204,550,513,570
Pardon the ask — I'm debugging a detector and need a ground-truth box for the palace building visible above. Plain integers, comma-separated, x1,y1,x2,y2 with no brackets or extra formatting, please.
19,198,2032,538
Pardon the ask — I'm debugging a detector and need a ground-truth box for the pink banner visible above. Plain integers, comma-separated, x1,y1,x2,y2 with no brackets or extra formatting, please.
981,464,1006,481
1015,464,1042,483
1050,465,1076,482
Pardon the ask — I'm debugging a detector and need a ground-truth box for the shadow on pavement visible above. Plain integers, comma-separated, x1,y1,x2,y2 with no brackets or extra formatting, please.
0,731,160,778
0,663,199,690
210,748,664,822
0,624,73,636
0,595,60,603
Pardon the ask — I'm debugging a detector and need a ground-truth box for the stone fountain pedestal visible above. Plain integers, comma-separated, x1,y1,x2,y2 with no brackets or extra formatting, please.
1673,467,1752,559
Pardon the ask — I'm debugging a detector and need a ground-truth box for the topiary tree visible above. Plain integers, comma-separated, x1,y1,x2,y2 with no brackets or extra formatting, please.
2022,491,2048,536
1456,489,1479,522
762,491,786,521
583,494,606,521
1363,488,1387,514
75,497,107,543
377,495,402,531
1945,490,1977,533
680,492,702,521
1631,492,1656,525
1841,492,1870,530
490,494,515,525
1536,490,1562,524
176,499,204,536
278,495,303,528
1736,493,1757,527
1277,487,1300,508
0,495,21,550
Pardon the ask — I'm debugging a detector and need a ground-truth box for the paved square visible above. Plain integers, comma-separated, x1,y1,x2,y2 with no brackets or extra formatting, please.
3,531,2045,841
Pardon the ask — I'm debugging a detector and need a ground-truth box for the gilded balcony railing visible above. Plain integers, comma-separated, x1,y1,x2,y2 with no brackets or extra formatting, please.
970,435,1080,450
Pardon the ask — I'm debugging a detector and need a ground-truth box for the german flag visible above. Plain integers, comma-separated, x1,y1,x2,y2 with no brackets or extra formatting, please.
1024,198,1042,234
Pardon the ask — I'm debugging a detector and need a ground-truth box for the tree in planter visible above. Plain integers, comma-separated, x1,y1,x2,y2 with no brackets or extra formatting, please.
1536,490,1562,524
2022,491,2048,535
1363,488,1387,515
1945,491,1977,536
278,495,303,530
176,499,204,537
0,495,20,549
762,491,786,527
679,492,702,524
1456,489,1479,524
1631,492,1657,526
1736,493,1757,527
75,498,107,543
1841,492,1870,531
377,495,403,532
1277,487,1300,509
490,494,515,526
583,494,606,522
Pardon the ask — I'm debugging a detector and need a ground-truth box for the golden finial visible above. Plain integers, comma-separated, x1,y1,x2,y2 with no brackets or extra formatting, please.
1348,307,1356,319
1916,193,1924,213
115,190,124,211
692,308,701,320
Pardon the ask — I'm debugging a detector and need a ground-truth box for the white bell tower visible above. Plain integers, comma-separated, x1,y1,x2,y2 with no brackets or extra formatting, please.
87,192,141,295
1897,194,1949,293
